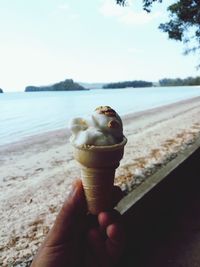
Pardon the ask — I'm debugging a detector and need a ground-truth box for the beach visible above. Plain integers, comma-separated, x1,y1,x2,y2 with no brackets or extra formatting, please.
1,96,200,266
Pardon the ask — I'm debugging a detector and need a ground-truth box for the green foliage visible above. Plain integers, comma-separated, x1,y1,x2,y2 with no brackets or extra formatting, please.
116,0,200,61
0,88,3,93
159,0,200,53
116,0,126,6
116,0,162,12
25,79,86,92
103,80,153,89
142,0,163,12
159,76,200,86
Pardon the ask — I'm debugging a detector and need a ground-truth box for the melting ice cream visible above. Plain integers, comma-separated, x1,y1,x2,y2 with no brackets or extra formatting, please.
68,106,124,146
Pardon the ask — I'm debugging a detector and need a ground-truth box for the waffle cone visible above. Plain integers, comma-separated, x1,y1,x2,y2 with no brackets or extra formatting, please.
73,137,127,214
81,167,115,214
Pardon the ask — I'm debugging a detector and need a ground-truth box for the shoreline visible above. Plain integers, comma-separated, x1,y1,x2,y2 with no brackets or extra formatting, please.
1,96,200,266
1,95,200,155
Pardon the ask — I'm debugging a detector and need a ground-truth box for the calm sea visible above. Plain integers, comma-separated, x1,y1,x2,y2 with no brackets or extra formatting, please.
1,86,200,146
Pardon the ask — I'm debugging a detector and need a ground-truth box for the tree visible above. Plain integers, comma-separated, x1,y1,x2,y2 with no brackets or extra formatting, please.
159,76,200,86
103,80,153,88
116,0,200,61
116,0,162,12
159,1,200,54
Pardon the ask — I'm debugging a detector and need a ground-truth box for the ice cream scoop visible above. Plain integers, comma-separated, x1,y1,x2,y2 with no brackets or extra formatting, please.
68,106,123,146
68,106,127,214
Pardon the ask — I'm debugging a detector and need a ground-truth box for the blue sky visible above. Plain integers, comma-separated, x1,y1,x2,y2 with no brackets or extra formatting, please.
0,0,199,92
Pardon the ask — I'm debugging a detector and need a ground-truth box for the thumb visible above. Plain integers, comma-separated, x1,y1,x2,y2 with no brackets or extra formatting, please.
44,179,87,246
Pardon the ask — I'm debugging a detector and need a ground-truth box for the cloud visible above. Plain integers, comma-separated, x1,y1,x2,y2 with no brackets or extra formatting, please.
99,0,162,26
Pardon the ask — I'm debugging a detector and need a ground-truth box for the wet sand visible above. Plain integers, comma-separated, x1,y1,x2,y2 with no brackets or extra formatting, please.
1,96,200,266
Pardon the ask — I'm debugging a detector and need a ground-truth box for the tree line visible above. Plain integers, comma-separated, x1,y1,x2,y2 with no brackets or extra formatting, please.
159,76,200,86
103,80,153,89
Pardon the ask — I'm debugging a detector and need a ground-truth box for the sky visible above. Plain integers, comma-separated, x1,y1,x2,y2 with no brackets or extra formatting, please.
0,0,199,92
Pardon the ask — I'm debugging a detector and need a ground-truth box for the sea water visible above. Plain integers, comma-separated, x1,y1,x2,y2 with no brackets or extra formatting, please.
1,86,200,146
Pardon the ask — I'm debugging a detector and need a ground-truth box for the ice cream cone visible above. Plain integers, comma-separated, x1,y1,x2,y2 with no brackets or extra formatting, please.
73,137,127,214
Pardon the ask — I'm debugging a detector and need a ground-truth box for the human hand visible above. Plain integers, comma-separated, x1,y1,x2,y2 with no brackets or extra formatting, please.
30,179,125,267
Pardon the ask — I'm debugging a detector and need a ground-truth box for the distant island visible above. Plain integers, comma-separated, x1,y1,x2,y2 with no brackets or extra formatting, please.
103,80,153,89
159,76,200,86
25,79,86,92
1,75,198,93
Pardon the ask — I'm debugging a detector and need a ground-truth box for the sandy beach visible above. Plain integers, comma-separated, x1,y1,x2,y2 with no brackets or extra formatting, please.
1,96,200,266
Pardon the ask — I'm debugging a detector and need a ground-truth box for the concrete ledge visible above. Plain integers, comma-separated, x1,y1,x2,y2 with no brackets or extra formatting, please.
116,136,200,214
116,136,200,267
